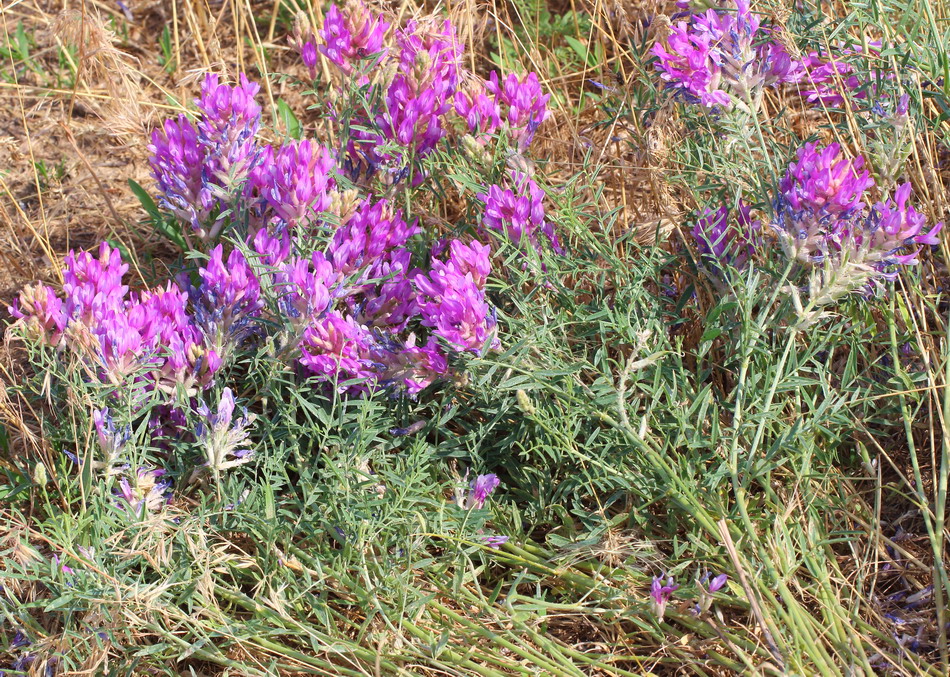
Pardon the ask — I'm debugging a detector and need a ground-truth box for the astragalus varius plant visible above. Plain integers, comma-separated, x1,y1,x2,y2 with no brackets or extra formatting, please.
6,2,558,510
657,1,943,323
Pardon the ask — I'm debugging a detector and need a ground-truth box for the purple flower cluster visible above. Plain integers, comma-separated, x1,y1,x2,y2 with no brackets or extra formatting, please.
691,201,757,268
196,387,256,475
150,76,339,240
486,71,551,148
352,17,464,177
656,5,895,112
251,140,337,231
10,5,559,506
653,0,799,109
319,1,390,75
797,42,882,107
416,240,498,355
772,142,942,276
466,473,500,509
246,197,496,393
191,245,264,354
149,74,262,242
454,71,550,148
115,467,172,514
304,4,549,182
9,243,221,393
478,171,561,253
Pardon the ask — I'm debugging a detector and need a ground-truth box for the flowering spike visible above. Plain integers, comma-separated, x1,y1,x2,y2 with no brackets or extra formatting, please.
485,71,550,148
319,2,390,74
196,387,256,477
478,172,560,253
652,0,799,110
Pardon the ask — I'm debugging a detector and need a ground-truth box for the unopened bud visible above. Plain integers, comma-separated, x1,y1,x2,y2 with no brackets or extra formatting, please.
516,389,536,416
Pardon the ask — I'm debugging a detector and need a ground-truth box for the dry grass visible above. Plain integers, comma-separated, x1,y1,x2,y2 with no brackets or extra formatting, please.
0,0,694,303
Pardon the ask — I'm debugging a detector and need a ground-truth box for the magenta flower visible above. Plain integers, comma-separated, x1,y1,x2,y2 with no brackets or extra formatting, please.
195,73,261,151
478,172,561,253
299,311,383,391
780,142,875,218
319,2,390,74
772,142,941,278
328,199,420,275
865,184,943,270
415,250,499,355
651,574,679,620
9,242,222,395
466,473,500,509
653,0,799,110
62,242,130,323
53,554,74,576
301,41,318,76
708,573,728,593
8,283,66,344
395,18,463,107
440,240,491,288
356,254,418,332
149,74,263,242
252,227,292,267
691,202,757,268
148,115,213,234
386,335,448,395
346,17,463,177
485,71,550,148
455,85,502,138
796,42,883,107
251,140,337,230
193,245,264,352
483,534,510,548
276,252,338,325
290,12,320,80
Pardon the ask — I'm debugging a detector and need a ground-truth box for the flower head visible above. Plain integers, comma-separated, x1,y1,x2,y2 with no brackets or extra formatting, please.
483,534,510,548
8,283,66,343
415,244,499,355
772,142,941,280
328,199,420,275
692,201,757,269
193,245,264,352
478,172,560,253
319,2,390,74
650,574,679,619
485,71,549,148
466,473,500,509
653,0,799,110
455,84,502,138
115,467,172,514
149,75,263,242
299,311,384,391
196,388,256,475
251,140,337,230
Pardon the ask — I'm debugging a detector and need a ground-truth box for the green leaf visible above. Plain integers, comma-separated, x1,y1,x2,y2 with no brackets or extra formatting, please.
277,99,303,140
128,179,161,220
129,179,187,250
564,35,596,68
